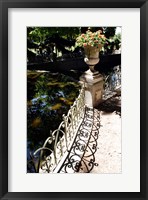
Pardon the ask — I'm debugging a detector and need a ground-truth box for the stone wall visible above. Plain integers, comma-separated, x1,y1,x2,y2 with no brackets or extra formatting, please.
27,54,121,75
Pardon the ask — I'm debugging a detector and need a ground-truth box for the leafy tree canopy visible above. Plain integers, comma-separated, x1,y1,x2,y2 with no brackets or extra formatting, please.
27,27,81,44
27,27,121,55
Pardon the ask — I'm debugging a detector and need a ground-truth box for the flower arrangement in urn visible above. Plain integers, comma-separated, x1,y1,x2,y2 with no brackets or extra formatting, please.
76,29,107,48
76,30,107,72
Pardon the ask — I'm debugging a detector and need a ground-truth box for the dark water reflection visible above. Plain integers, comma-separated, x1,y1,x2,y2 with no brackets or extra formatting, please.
27,71,80,172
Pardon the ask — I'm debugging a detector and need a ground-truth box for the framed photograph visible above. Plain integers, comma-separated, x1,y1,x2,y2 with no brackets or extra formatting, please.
0,0,147,199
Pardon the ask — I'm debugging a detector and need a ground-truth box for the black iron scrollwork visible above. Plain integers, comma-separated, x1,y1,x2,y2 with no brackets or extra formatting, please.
58,106,100,173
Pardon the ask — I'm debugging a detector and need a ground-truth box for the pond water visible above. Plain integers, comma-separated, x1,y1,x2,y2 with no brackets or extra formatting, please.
27,71,80,172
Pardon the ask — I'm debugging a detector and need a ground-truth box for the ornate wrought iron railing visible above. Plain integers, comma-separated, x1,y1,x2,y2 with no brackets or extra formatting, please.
32,85,85,173
58,106,100,173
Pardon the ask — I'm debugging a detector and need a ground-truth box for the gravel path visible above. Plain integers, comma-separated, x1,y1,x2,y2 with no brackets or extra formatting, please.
90,111,121,173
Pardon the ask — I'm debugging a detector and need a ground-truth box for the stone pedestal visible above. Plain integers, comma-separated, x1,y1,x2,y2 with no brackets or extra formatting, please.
80,69,104,108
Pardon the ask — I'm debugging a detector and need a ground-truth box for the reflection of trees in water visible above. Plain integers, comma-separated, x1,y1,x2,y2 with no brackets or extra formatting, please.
27,71,80,172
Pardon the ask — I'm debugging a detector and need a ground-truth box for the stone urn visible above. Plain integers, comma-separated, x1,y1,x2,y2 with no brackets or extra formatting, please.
84,44,103,73
80,44,104,108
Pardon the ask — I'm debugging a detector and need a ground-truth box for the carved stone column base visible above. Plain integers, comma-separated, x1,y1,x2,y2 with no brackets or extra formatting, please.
80,69,104,108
